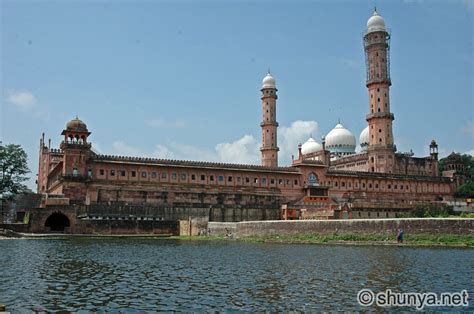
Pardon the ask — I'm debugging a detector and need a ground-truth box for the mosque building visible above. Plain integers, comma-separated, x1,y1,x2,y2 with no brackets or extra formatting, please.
35,9,464,231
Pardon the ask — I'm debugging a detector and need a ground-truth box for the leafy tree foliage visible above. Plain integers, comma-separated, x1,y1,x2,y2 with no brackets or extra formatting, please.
439,153,474,198
456,181,474,198
456,154,474,197
459,154,474,177
438,160,444,176
0,144,30,201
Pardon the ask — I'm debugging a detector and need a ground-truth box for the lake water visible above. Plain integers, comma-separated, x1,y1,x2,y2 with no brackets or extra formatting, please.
0,238,473,312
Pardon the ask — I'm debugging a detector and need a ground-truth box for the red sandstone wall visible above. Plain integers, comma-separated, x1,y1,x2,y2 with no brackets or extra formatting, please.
44,147,454,211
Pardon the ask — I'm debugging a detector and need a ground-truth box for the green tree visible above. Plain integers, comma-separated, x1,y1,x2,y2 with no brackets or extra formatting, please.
439,153,474,197
460,154,474,178
456,181,474,198
457,154,474,197
0,144,30,219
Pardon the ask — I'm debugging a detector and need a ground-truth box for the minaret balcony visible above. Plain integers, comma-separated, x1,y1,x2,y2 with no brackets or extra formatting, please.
367,144,396,151
366,78,391,86
261,95,278,100
260,146,280,152
363,30,390,41
366,112,394,121
260,121,279,127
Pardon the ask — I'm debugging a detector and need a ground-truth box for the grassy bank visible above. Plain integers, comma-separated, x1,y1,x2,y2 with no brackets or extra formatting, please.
175,234,474,247
3,233,472,247
240,234,474,247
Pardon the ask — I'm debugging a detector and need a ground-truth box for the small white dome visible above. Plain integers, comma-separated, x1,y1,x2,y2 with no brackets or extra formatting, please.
367,10,386,33
325,123,356,153
360,126,369,145
262,73,276,89
360,126,369,150
301,137,323,155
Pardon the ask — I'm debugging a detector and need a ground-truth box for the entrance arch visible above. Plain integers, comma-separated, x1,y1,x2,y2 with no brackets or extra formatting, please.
45,212,70,232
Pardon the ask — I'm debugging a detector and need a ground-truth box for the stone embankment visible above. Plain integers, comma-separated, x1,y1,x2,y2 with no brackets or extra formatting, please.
208,218,474,237
0,228,23,238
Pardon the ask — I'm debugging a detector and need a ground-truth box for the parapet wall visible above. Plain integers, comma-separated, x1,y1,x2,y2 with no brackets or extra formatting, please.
74,219,179,235
209,218,474,237
27,204,281,234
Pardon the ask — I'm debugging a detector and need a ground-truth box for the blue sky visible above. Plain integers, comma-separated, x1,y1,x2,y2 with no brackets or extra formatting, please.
1,0,473,190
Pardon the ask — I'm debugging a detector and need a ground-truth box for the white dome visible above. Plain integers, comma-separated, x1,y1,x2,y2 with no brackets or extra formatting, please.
360,126,369,146
367,10,386,33
325,123,356,153
262,73,276,89
301,137,323,155
360,126,369,151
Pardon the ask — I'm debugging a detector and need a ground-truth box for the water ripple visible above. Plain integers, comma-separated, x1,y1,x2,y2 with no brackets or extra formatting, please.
0,239,473,311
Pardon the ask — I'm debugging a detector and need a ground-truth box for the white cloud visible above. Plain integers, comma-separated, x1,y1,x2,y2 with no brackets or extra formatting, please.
112,141,144,156
154,144,174,159
216,135,260,164
166,142,217,161
462,120,474,138
6,90,37,111
279,120,318,164
147,118,186,129
91,142,103,154
107,120,318,166
465,149,474,156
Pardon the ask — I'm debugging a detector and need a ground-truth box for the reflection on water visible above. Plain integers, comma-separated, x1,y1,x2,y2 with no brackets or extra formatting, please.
0,238,473,311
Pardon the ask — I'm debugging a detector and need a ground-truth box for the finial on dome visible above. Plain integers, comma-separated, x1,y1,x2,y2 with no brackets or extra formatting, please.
75,115,79,119
338,118,341,124
268,67,271,75
262,70,276,89
367,6,385,32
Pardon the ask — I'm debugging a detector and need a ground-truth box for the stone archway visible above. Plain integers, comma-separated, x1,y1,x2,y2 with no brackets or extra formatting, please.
44,212,70,232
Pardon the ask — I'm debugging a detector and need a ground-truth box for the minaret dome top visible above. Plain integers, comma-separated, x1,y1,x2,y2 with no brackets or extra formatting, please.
367,9,386,33
262,72,276,89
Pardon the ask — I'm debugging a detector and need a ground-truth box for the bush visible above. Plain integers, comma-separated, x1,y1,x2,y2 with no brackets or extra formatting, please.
405,205,454,218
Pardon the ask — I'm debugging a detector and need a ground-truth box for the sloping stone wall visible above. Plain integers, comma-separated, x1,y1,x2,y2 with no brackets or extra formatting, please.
209,218,474,237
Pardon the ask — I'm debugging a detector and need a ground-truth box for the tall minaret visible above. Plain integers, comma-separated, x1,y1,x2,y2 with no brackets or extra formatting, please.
260,71,279,167
364,9,395,173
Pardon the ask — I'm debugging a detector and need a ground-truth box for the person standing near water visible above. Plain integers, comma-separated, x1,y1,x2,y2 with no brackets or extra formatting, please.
397,228,404,243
